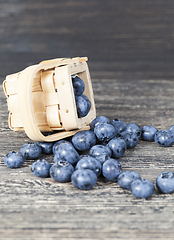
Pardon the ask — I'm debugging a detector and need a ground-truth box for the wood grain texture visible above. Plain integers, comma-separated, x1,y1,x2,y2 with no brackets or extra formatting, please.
1,77,174,239
1,0,174,82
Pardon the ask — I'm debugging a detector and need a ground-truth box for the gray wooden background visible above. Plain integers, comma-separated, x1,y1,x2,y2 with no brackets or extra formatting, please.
1,1,174,239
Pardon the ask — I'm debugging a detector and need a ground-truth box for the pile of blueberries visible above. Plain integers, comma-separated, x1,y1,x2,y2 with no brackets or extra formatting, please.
72,75,91,117
4,115,174,199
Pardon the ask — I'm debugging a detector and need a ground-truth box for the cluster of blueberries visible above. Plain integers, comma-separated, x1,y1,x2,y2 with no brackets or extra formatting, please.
72,75,91,118
4,115,174,199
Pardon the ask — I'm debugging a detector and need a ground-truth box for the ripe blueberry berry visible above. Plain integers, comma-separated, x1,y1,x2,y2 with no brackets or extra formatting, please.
71,169,97,190
31,159,51,178
102,158,122,182
76,155,102,176
94,122,117,143
20,142,42,160
154,130,174,147
156,171,174,194
131,179,155,198
4,151,25,168
54,142,80,165
50,160,74,183
72,76,85,96
72,130,96,151
90,116,110,132
141,125,158,141
107,137,127,158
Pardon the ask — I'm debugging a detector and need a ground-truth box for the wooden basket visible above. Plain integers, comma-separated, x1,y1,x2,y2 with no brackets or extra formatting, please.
3,57,96,142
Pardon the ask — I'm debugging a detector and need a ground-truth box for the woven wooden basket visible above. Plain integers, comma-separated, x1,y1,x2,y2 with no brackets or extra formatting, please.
3,57,96,142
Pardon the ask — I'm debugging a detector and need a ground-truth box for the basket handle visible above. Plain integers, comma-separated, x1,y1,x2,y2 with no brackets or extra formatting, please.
17,59,89,142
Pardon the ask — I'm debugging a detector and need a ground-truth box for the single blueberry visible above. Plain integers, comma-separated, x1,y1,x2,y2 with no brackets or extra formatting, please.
89,145,112,163
4,151,25,168
111,119,127,133
107,137,127,158
90,116,110,131
54,142,80,165
72,76,85,96
52,140,72,155
50,160,74,183
102,158,122,182
75,95,89,118
31,159,51,178
154,130,174,147
156,171,174,194
71,169,97,190
141,125,158,141
94,122,117,143
72,130,96,151
76,155,102,176
20,142,42,160
125,123,142,138
36,141,54,154
81,94,91,112
131,179,155,198
117,171,141,190
120,132,139,149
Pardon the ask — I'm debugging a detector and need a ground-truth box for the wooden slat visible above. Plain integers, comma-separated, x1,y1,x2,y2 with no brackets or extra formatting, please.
7,94,19,113
32,91,45,113
44,92,59,106
46,105,62,128
10,112,48,128
41,70,55,93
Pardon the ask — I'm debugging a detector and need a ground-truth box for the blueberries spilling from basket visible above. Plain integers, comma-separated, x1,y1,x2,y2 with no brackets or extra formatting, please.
4,116,174,198
72,75,91,118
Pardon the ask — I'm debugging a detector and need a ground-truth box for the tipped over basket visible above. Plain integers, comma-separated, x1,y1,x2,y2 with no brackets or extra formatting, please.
3,57,96,142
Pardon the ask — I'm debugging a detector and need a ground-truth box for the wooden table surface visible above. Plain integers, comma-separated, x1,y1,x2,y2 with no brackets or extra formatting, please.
1,1,174,239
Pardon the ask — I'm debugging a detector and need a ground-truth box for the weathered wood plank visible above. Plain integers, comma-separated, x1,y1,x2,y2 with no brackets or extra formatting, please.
1,77,174,239
1,0,174,82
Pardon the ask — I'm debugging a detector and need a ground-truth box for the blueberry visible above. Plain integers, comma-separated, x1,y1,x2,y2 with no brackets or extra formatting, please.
54,142,80,165
125,123,142,138
89,145,112,163
81,94,91,112
53,140,72,155
154,130,174,147
102,158,122,182
72,130,96,151
131,179,155,198
50,160,74,183
72,76,85,96
71,169,97,190
76,155,102,176
156,171,174,194
111,119,127,133
75,95,89,118
107,137,127,158
36,142,54,154
20,142,42,160
94,123,117,143
31,159,51,178
117,171,141,190
141,126,158,141
120,132,139,149
90,116,110,131
4,151,25,168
